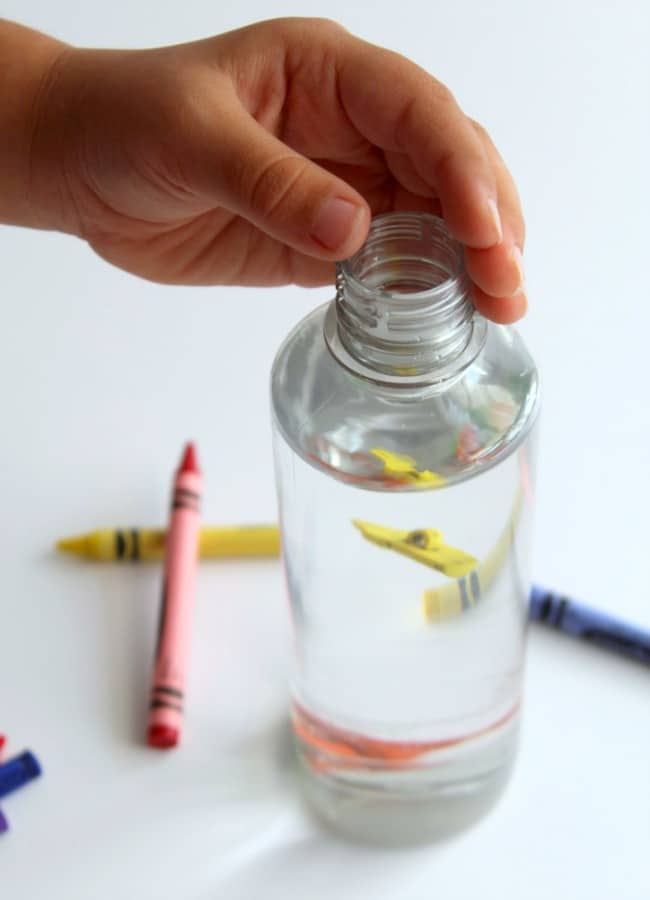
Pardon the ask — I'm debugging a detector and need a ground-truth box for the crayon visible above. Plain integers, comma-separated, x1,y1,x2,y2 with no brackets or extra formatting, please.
530,585,650,666
0,751,42,799
147,443,203,749
425,578,650,667
0,737,5,836
293,700,519,775
422,488,522,620
353,519,477,577
369,449,445,487
56,524,280,561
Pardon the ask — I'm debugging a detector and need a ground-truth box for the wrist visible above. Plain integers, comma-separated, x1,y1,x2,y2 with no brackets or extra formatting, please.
0,20,78,233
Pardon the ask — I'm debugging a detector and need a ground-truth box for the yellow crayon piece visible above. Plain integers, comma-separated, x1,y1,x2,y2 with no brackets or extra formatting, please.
56,525,281,562
370,449,445,487
422,571,482,620
422,488,524,622
353,519,477,577
422,587,473,620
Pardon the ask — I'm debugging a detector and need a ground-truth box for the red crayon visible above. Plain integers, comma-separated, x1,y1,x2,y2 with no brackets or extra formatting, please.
147,442,203,749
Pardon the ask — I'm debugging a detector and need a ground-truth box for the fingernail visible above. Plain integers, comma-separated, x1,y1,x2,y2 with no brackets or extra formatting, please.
311,198,365,252
510,245,525,290
485,197,503,245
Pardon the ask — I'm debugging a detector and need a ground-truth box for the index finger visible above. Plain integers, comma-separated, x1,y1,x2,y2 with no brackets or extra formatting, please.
336,38,503,249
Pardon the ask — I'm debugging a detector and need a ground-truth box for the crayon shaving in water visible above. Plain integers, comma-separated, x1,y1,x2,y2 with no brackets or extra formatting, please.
353,520,477,578
293,702,520,774
369,449,445,487
306,442,445,488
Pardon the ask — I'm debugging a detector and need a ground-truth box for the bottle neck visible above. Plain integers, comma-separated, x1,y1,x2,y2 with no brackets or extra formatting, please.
324,213,486,390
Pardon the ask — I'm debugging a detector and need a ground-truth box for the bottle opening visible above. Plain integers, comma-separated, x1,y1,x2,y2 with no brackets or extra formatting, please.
325,212,486,388
341,213,464,298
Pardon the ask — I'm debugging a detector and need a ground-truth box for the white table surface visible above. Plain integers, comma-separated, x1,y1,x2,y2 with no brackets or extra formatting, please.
1,1,649,897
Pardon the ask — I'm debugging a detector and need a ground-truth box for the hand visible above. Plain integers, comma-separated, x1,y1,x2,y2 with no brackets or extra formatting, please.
31,18,526,321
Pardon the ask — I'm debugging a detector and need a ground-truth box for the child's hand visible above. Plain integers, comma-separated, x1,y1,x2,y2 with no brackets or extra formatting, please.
31,18,525,321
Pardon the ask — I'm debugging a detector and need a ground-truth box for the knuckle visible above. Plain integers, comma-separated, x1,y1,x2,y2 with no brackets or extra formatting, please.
274,16,347,44
299,16,348,38
248,155,311,219
312,17,348,39
393,95,419,150
307,16,344,29
430,79,455,108
469,118,490,143
431,147,461,180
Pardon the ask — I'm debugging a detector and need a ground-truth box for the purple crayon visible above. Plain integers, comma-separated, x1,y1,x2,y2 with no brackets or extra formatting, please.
0,807,8,834
0,751,42,799
530,585,650,666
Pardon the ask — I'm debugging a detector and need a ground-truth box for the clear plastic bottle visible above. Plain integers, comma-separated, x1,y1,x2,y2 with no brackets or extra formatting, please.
271,212,539,845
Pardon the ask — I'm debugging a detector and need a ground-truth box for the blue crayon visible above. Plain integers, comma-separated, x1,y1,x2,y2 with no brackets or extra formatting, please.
0,751,42,799
530,585,650,666
0,807,8,833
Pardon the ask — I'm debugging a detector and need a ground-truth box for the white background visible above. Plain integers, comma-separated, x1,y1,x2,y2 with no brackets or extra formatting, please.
1,1,649,897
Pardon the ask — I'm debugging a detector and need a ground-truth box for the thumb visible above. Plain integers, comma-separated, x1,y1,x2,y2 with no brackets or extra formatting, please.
192,103,370,259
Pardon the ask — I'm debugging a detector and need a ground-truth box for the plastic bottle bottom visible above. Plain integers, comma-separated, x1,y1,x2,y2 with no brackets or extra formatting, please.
293,707,519,846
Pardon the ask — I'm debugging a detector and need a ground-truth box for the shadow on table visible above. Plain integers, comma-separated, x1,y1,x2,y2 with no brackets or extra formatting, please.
201,827,437,900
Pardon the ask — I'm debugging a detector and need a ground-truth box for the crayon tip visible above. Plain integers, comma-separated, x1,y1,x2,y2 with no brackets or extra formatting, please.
179,442,200,475
0,808,8,834
147,725,180,749
56,535,87,556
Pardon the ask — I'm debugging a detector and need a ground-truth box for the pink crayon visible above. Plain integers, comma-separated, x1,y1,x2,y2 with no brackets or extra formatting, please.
147,442,203,749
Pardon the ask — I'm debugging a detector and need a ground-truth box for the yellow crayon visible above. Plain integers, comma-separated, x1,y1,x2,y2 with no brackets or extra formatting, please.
353,519,477,578
370,448,445,488
56,525,281,562
422,488,523,621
